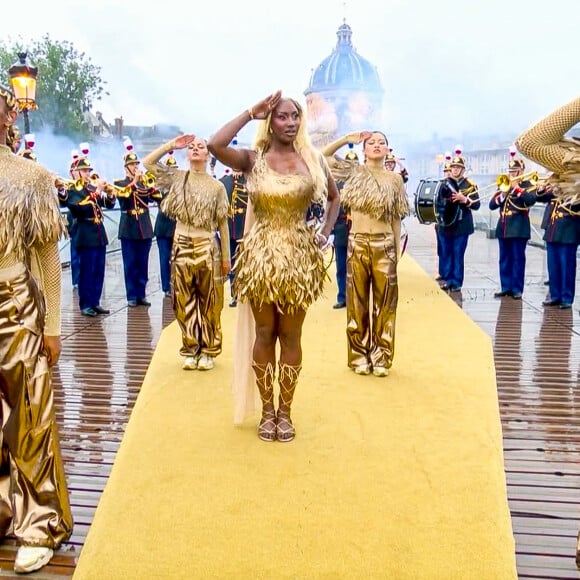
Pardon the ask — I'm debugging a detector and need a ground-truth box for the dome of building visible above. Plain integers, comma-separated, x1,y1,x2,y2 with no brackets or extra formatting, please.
305,22,383,95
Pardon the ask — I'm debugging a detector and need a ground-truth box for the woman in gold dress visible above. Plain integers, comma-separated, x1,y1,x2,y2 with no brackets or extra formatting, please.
208,91,340,442
323,131,409,377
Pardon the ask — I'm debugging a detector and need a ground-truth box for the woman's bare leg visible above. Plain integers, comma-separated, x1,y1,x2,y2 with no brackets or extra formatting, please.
276,308,307,442
251,303,278,441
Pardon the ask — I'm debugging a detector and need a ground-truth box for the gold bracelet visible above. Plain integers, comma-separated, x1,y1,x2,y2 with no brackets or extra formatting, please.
247,108,254,120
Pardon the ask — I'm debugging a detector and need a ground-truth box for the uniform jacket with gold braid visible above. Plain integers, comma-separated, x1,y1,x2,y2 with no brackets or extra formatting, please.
489,179,536,239
535,190,580,245
220,173,248,241
64,185,115,247
438,176,480,236
114,177,162,239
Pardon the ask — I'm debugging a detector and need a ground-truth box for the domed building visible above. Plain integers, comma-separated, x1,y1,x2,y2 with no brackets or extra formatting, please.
304,21,384,146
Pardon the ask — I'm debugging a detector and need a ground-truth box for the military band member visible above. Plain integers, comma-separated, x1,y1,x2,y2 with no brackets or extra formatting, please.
489,156,536,299
435,160,452,281
331,145,359,309
535,188,580,309
438,153,480,292
385,152,409,184
61,156,116,316
220,169,248,307
516,96,580,309
154,154,177,297
114,150,162,307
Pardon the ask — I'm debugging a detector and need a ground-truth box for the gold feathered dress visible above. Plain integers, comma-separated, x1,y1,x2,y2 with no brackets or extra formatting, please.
233,151,326,313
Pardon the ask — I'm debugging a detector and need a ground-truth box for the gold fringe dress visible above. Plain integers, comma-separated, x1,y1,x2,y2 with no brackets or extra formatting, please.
233,151,326,313
0,145,72,548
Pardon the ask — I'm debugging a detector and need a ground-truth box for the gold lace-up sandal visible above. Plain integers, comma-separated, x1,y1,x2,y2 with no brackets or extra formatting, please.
252,361,277,442
276,362,302,443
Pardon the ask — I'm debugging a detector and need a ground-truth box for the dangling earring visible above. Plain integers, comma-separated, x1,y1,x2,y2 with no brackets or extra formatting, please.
268,126,273,134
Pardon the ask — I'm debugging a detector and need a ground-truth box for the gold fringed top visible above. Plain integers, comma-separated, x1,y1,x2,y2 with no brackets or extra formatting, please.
516,96,580,205
0,145,66,335
160,171,229,232
337,160,410,222
0,146,65,261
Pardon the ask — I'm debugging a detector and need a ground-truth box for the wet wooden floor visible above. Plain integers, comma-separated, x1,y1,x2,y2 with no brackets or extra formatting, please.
1,225,579,578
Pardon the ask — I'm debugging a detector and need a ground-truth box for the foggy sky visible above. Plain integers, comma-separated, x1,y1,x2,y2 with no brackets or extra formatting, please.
7,0,580,148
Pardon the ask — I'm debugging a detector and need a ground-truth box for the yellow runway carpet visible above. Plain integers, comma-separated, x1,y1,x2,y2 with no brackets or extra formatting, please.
74,255,516,579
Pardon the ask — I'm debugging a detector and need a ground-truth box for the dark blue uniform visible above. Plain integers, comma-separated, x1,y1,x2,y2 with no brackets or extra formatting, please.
219,173,248,302
536,190,580,307
65,185,115,312
114,177,162,303
153,197,176,295
437,176,480,290
332,191,349,307
489,179,536,296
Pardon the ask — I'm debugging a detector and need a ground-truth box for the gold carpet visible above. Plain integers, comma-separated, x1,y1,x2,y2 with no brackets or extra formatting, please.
74,255,517,579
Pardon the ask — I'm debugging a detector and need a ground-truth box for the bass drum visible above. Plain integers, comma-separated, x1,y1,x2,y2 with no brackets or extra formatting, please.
414,178,442,224
414,178,460,227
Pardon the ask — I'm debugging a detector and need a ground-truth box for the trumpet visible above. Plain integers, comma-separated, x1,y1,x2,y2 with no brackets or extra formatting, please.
89,173,131,197
137,171,156,189
104,183,131,198
496,171,539,193
55,176,84,191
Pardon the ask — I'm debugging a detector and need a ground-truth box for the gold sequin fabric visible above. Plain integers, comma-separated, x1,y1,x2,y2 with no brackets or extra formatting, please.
340,164,410,222
160,171,229,231
234,152,325,313
516,97,580,205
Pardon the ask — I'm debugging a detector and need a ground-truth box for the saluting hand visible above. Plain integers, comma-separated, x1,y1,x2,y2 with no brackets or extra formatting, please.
173,134,196,150
249,91,282,120
347,131,372,145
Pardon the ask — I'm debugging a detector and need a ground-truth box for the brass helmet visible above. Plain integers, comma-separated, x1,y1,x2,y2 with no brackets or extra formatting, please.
345,143,359,162
508,148,525,171
165,150,177,167
70,156,93,171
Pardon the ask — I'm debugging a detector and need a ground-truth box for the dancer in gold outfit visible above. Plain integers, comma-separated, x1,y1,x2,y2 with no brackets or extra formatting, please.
323,131,409,377
0,85,72,574
143,136,230,371
208,91,340,442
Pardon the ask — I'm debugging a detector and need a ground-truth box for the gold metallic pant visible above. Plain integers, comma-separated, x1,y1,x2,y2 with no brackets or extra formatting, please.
0,267,72,548
346,233,398,369
171,235,223,357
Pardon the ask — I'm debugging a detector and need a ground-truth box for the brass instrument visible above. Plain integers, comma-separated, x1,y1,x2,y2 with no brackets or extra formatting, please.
89,173,131,197
132,170,157,190
496,171,539,193
55,176,84,191
138,171,156,189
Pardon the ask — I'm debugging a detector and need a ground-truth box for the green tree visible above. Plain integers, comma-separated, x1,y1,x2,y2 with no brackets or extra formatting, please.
0,34,108,138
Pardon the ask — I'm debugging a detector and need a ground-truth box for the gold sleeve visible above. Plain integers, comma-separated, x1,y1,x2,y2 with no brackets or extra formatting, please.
142,141,178,191
516,97,580,173
30,242,62,336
